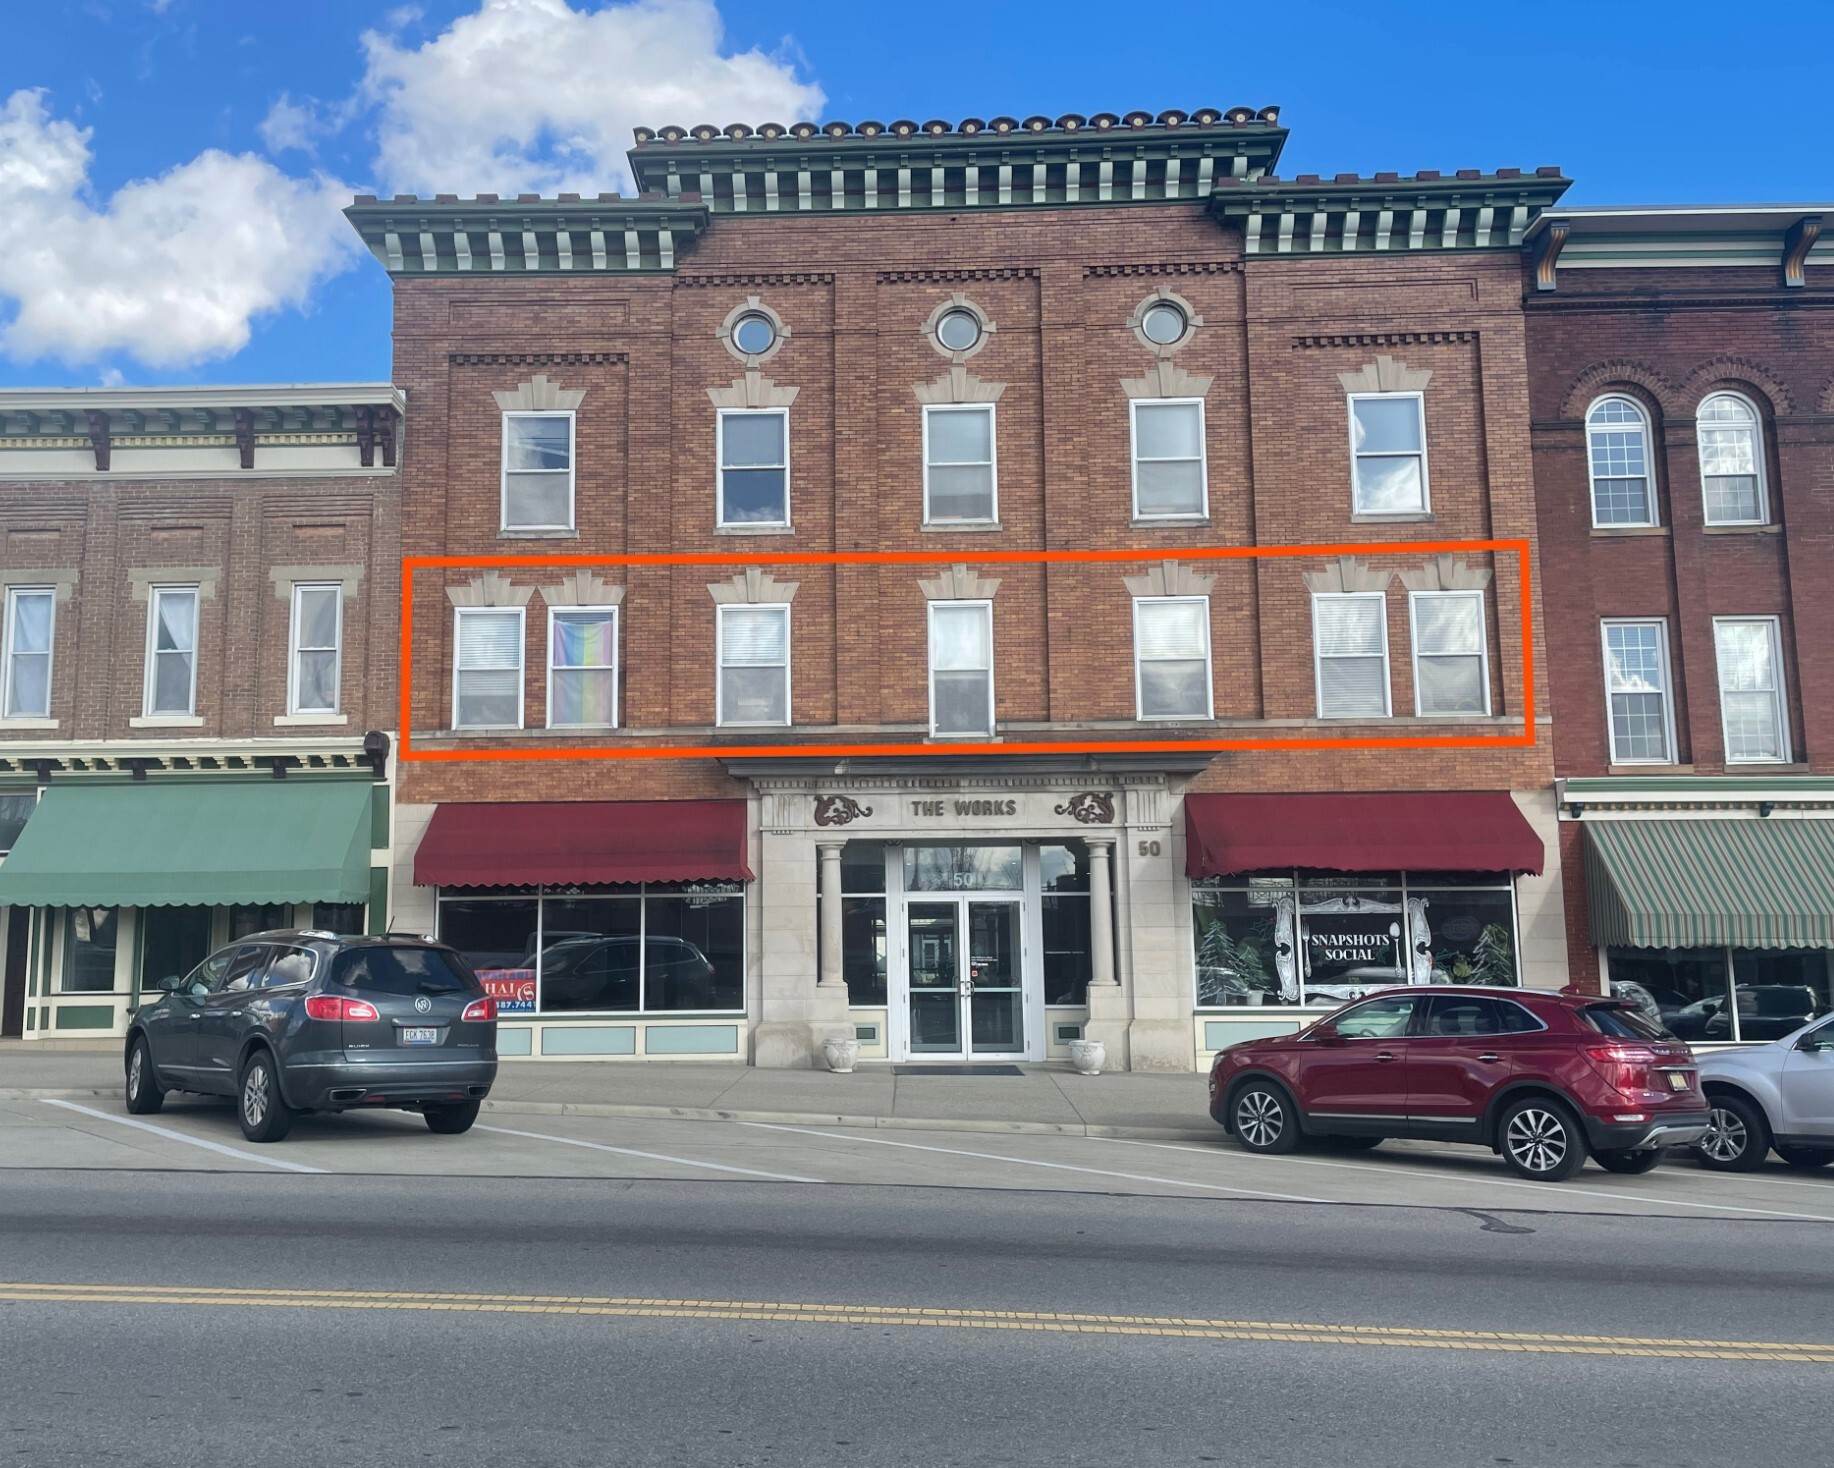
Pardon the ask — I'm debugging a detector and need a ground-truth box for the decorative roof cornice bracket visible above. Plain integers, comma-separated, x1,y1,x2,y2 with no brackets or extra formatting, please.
343,195,712,276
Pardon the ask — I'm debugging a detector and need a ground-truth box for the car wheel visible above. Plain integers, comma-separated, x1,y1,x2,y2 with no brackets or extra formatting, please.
1228,1081,1301,1155
124,1037,165,1116
236,1050,294,1144
1772,1143,1834,1170
1498,1097,1588,1181
1593,1146,1665,1175
1695,1094,1769,1172
424,1100,482,1136
1313,1135,1383,1152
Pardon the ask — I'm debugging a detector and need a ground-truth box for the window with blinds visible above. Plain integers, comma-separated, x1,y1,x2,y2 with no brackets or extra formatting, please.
1312,593,1390,719
718,409,789,527
1134,597,1212,719
1130,401,1208,518
548,607,618,728
718,605,790,726
929,601,994,736
923,405,997,523
453,608,525,730
1409,590,1489,716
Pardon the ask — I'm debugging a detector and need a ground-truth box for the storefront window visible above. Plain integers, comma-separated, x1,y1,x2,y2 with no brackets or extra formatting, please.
229,904,289,940
64,906,118,992
139,906,211,993
1193,872,1519,1009
312,902,367,935
1608,947,1832,1041
437,885,746,1015
1042,842,1092,1005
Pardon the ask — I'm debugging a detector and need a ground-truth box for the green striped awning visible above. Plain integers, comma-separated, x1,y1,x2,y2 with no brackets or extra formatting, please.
1584,819,1834,950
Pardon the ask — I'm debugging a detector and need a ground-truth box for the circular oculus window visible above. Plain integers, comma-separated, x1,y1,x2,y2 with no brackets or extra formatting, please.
1141,302,1188,346
935,308,983,353
732,313,777,356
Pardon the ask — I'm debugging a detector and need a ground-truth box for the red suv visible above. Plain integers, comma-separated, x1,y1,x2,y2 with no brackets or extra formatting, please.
1208,986,1709,1181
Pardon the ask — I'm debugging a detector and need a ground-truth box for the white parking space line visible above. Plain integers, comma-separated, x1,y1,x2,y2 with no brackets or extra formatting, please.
743,1123,1328,1202
1092,1137,1834,1222
40,1100,326,1175
475,1123,823,1184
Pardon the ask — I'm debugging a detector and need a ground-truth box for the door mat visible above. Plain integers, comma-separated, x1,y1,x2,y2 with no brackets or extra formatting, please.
894,1065,1026,1077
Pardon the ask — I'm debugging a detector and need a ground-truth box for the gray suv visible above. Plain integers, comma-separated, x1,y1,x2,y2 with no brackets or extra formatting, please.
124,930,498,1143
1693,1012,1834,1170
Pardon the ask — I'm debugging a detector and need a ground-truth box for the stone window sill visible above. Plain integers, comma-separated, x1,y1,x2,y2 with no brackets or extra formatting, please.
1606,762,1691,775
1703,523,1781,536
1351,511,1434,524
1591,525,1669,538
921,522,1003,533
0,718,59,730
498,528,578,540
714,524,794,536
274,713,349,727
1130,515,1211,528
129,715,204,729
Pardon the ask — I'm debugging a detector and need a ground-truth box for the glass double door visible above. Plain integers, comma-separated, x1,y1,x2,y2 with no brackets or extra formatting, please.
905,899,1025,1058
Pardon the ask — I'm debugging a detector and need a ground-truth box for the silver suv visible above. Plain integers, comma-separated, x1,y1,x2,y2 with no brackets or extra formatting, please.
1693,1013,1834,1170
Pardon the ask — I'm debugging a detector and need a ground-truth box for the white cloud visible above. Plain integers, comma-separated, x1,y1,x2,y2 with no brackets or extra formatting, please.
359,0,824,197
258,93,321,154
0,89,360,369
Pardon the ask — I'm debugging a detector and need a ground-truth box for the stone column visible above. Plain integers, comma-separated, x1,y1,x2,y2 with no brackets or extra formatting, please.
1087,838,1117,986
1083,836,1129,1068
817,841,845,987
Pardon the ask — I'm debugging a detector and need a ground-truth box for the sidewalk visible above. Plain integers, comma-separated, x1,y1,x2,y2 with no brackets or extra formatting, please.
0,1044,1216,1141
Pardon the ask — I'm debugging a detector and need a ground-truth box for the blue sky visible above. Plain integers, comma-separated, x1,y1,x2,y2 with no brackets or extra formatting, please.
3,0,1830,388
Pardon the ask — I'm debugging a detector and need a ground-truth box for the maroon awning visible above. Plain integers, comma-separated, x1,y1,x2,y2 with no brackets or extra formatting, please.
1185,792,1543,878
414,800,752,887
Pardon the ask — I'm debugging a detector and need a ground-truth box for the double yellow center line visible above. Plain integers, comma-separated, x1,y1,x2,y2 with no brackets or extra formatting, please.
2,1283,1829,1363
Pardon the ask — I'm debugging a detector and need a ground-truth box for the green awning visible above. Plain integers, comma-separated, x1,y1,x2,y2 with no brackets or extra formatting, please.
0,780,373,908
1585,819,1834,950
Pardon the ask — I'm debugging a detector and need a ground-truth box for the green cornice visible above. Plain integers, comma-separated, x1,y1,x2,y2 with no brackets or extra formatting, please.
1211,168,1571,254
627,108,1287,214
343,194,711,275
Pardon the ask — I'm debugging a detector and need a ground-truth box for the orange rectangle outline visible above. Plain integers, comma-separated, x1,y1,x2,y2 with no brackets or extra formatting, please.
399,538,1535,763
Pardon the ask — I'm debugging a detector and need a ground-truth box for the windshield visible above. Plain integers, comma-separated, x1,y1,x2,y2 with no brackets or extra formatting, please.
1583,1004,1675,1042
331,945,477,996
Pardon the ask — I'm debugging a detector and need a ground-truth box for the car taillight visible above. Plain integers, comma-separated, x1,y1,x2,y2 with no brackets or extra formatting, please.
304,995,380,1022
461,997,496,1023
1582,1043,1659,1095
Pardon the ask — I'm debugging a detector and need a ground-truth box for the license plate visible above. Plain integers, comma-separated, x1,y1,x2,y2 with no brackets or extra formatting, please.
401,1027,440,1045
1666,1071,1689,1092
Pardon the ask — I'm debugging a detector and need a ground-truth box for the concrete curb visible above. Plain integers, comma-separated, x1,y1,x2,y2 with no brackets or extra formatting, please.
1,1087,1220,1145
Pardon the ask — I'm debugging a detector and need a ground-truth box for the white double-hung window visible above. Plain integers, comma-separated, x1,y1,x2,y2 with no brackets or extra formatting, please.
1601,619,1675,764
1696,393,1767,525
1131,400,1207,518
1409,590,1489,716
928,601,994,736
1348,393,1429,514
717,605,790,726
501,411,575,533
1134,597,1213,719
1713,617,1788,763
453,607,525,730
144,585,199,718
922,404,997,523
1312,593,1390,718
288,583,342,716
548,607,618,728
717,409,789,527
2,587,54,720
1585,395,1656,527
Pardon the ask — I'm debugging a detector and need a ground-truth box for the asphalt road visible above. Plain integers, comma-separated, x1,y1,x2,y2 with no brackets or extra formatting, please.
2,1167,1830,1468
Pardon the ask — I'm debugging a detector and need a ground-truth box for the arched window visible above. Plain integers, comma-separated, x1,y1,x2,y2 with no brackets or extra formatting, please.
1585,395,1655,527
1696,392,1768,525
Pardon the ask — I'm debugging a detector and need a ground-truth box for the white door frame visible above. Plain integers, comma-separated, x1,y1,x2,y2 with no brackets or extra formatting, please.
886,843,1044,1062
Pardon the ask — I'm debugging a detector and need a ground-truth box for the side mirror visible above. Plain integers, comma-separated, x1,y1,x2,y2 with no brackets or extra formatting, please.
1799,1030,1834,1053
154,974,185,993
1310,1022,1342,1045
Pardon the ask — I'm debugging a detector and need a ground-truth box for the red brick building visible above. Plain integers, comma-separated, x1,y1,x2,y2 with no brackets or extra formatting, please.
349,107,1570,1069
0,385,403,1042
1525,206,1834,1042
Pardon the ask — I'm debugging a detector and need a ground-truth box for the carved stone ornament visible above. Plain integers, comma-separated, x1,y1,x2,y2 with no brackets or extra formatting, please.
1053,792,1115,824
446,570,532,607
1337,356,1432,394
492,375,586,412
814,795,874,827
1301,556,1393,595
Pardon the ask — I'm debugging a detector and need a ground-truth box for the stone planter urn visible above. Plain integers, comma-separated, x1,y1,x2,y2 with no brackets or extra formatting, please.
1067,1039,1106,1076
822,1037,861,1074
